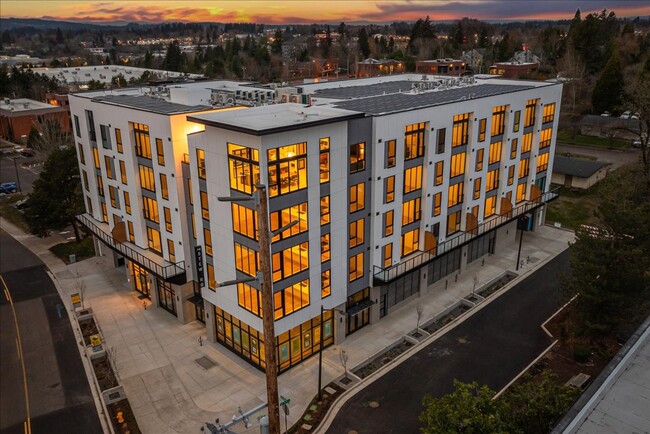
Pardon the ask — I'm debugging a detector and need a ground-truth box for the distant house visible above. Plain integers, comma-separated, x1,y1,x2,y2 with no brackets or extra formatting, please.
415,59,466,76
580,115,641,141
461,49,484,72
489,61,539,79
0,98,71,142
551,156,609,189
356,58,405,77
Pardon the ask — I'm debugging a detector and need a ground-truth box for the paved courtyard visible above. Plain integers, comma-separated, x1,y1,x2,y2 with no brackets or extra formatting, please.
0,217,574,433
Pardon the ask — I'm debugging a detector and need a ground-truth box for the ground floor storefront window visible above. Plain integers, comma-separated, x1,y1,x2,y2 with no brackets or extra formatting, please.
130,262,151,299
157,280,176,316
346,288,371,335
214,307,334,373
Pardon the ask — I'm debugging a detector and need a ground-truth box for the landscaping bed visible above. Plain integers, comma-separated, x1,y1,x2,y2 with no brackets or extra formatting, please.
0,194,29,231
92,355,119,391
353,338,414,379
50,236,95,264
288,383,344,433
478,274,516,298
107,399,141,434
79,316,99,345
422,304,470,334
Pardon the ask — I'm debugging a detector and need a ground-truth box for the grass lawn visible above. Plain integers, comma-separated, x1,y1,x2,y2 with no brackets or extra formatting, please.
50,236,95,264
546,181,605,230
557,129,630,149
0,194,29,232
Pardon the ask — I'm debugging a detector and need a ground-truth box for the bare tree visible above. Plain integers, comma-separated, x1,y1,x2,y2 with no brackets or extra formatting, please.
415,304,424,333
339,349,349,380
557,46,587,115
75,271,87,309
32,118,71,154
108,347,119,380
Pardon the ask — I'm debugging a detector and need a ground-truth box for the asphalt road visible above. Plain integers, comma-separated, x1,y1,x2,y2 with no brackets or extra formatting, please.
0,230,101,434
555,144,639,170
327,250,570,434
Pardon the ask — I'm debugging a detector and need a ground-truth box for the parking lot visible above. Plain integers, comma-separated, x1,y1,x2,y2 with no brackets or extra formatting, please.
0,151,43,195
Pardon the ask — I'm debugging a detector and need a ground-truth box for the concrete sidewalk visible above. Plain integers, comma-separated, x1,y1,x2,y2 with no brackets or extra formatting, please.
0,217,574,434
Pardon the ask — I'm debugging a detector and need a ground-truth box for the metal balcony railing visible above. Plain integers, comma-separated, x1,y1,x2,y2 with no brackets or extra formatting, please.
76,213,186,281
373,187,560,284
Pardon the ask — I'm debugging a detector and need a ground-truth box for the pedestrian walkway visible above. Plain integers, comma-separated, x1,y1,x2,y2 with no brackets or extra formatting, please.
0,217,574,433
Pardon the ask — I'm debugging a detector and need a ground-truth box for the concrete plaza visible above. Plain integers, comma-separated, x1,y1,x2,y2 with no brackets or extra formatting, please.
0,217,574,433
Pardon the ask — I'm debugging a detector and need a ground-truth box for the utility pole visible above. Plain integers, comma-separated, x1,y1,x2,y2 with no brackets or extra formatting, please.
12,158,22,193
256,185,281,434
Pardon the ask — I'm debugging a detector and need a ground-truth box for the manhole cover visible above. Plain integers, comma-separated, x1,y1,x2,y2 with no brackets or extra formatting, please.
368,401,380,408
195,356,218,370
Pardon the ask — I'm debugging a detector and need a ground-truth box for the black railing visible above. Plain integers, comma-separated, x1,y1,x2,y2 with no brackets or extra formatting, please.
76,213,186,280
373,187,560,283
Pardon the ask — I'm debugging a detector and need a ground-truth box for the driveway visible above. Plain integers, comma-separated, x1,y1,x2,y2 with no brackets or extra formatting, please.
555,144,639,170
0,230,101,434
326,250,570,434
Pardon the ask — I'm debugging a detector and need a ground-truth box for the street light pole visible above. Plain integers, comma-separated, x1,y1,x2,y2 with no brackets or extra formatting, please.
12,158,22,193
256,185,281,434
318,305,324,401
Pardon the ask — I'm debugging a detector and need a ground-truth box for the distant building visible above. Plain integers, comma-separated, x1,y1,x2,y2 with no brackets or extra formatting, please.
461,49,484,72
0,54,50,67
551,156,609,189
356,58,405,77
580,115,641,142
489,62,539,79
415,59,466,76
0,98,71,142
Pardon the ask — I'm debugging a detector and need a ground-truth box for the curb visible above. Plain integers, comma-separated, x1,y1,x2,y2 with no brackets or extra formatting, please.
315,245,570,433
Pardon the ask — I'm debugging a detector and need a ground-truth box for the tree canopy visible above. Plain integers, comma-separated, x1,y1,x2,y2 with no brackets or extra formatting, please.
591,51,624,114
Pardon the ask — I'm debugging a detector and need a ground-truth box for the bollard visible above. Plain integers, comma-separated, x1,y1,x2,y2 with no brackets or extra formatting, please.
259,415,269,434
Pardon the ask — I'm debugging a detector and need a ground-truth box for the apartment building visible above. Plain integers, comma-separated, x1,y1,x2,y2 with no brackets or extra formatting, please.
70,74,562,373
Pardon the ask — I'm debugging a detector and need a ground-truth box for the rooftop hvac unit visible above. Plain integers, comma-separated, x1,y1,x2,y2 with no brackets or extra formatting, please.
281,94,289,103
289,94,301,103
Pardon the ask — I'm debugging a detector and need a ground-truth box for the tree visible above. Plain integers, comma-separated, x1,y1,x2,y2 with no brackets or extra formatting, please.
163,41,185,72
24,147,85,241
420,380,511,434
143,50,153,69
86,79,106,90
358,28,371,58
592,52,624,114
111,73,127,88
506,371,579,434
271,29,283,55
30,118,70,153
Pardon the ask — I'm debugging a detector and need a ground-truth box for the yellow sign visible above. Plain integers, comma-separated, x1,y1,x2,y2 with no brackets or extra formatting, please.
71,293,81,308
90,334,102,347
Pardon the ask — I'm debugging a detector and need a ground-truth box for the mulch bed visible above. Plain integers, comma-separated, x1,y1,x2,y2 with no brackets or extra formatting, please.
353,339,414,379
79,317,99,345
288,383,344,433
107,399,142,434
92,356,119,391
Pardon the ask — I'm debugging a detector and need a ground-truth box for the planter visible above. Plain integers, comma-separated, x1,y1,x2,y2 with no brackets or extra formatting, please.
102,385,127,406
107,399,141,434
352,338,414,379
92,355,119,391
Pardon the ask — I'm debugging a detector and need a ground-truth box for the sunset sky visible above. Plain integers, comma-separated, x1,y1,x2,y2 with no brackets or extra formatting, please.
2,1,649,24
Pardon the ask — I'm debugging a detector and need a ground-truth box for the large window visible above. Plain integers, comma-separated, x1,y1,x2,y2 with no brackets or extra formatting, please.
524,99,538,128
384,210,394,237
350,183,365,213
450,153,465,177
200,191,210,220
93,147,100,169
203,228,212,256
447,211,461,235
385,176,395,203
234,242,259,277
320,138,330,183
228,143,259,195
383,243,393,268
273,279,310,319
350,142,366,173
109,186,118,208
160,174,169,200
349,219,365,248
321,234,331,262
452,113,470,147
484,196,497,218
486,169,499,192
77,143,86,165
74,115,81,138
238,283,262,317
123,191,131,214
447,182,464,207
435,161,444,185
115,128,123,153
478,118,487,142
402,198,421,226
433,192,442,216
104,156,113,179
508,166,515,185
437,128,446,154
197,149,206,179
488,141,502,164
539,129,552,149
516,182,527,203
272,242,309,282
518,158,530,179
513,111,521,132
405,122,426,160
164,207,173,232
522,133,533,153
510,138,518,159
143,197,159,223
82,171,89,191
475,149,484,171
139,165,155,192
385,139,396,168
321,270,331,298
401,228,419,257
232,203,257,240
320,196,330,225
473,177,482,199
155,138,165,166
97,175,104,197
349,253,364,282
542,103,555,124
537,153,549,173
403,166,422,193
119,161,127,184
268,142,307,197
132,122,151,159
270,203,308,241
147,227,162,254
491,105,507,137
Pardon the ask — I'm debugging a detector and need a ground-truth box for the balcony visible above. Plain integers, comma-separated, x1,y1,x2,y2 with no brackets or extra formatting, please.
76,213,187,284
373,187,559,284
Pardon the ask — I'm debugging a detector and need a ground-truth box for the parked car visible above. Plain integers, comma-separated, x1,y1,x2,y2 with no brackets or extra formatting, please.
632,139,642,148
13,196,29,210
620,111,631,119
20,148,35,157
631,112,640,120
0,182,17,194
13,145,25,153
600,111,611,117
0,147,14,155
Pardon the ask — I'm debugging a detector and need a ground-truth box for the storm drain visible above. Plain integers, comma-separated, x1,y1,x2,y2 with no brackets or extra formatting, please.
195,356,218,370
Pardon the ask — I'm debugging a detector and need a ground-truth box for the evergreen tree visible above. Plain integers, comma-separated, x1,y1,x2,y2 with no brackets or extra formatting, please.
591,52,624,114
358,28,371,58
271,29,283,55
163,41,185,72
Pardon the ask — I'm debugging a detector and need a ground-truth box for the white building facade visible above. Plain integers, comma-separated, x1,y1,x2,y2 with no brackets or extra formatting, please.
70,75,562,373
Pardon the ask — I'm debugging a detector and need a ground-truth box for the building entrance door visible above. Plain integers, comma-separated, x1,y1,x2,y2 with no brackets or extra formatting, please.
131,263,151,299
347,309,370,335
157,280,176,316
